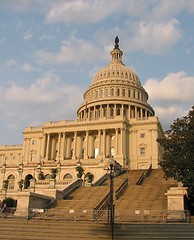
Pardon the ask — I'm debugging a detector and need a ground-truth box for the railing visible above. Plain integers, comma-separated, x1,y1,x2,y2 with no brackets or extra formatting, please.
145,164,152,177
164,210,191,223
92,173,107,186
115,178,128,200
0,208,191,223
136,172,146,185
93,193,110,220
136,164,152,185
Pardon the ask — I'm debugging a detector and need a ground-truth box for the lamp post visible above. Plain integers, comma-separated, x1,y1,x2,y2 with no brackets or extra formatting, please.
107,157,115,240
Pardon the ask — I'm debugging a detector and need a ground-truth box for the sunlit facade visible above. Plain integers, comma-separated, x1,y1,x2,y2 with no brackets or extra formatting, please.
0,38,164,200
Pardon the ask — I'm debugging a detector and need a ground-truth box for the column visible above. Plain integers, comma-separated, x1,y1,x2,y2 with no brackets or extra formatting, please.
121,104,124,116
61,132,66,160
27,138,31,163
140,108,143,118
102,129,106,157
115,128,118,155
41,134,46,158
98,130,101,157
38,137,42,163
100,105,102,118
114,104,116,116
135,106,137,118
57,133,62,162
45,133,50,161
73,132,77,159
128,106,131,119
84,131,89,159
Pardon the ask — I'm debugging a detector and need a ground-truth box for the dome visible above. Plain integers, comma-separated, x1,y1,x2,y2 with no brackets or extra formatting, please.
92,47,141,86
77,37,155,120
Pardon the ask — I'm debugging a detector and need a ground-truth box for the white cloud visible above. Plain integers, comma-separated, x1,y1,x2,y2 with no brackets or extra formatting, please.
6,59,17,66
124,19,181,54
23,31,33,40
144,71,194,129
0,72,84,129
35,34,105,65
46,0,121,24
20,63,35,72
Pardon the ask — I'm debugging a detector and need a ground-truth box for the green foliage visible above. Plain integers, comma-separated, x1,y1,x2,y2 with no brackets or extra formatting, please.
3,197,17,208
75,166,84,179
85,172,94,183
157,106,194,194
38,171,45,180
51,168,58,179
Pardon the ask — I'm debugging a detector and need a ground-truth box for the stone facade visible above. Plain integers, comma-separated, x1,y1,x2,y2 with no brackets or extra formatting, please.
0,38,164,200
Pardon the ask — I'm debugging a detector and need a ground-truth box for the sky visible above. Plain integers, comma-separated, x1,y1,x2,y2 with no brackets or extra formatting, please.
0,0,194,145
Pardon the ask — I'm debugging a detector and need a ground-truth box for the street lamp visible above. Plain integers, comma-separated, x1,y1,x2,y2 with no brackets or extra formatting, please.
107,157,115,240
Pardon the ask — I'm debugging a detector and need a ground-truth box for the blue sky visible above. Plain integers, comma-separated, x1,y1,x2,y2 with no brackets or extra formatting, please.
0,0,194,145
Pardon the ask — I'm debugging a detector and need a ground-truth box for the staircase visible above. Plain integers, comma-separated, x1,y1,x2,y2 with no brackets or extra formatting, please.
1,218,194,239
114,169,177,222
35,169,176,223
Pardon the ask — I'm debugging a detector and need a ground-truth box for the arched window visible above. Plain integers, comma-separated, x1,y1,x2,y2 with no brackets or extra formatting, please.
117,89,120,96
45,174,52,179
7,175,15,190
63,173,73,180
24,174,33,189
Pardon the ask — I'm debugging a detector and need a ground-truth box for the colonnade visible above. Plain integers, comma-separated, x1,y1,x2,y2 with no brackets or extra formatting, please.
78,103,153,120
23,128,128,164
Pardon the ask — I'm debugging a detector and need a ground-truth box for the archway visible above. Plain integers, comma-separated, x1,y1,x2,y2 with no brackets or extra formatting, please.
45,174,52,179
24,174,33,189
7,174,15,190
63,173,73,180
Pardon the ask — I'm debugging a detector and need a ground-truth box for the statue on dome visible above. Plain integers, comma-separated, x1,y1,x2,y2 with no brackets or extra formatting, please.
115,36,119,49
114,36,119,49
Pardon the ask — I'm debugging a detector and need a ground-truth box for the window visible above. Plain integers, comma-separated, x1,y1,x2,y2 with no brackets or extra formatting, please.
133,91,136,98
140,147,146,156
31,153,36,161
128,89,131,97
140,133,145,138
95,148,98,158
63,173,73,179
32,140,36,145
111,88,114,96
116,107,120,115
122,89,125,96
117,88,120,96
100,89,103,97
7,175,15,190
111,147,115,156
110,107,114,116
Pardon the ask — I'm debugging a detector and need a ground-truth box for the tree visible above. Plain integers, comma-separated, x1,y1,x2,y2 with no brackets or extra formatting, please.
50,168,58,179
75,166,84,179
85,172,94,183
157,106,194,194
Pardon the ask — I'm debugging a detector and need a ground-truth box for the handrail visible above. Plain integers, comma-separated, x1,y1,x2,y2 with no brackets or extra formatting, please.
93,192,110,220
116,178,128,200
136,172,146,185
145,164,152,177
136,164,152,185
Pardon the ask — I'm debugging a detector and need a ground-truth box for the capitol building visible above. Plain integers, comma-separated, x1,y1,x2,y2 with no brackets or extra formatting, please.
0,38,164,200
